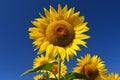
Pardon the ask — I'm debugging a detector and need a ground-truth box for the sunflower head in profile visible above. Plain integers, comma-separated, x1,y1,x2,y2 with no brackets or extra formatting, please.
33,74,47,80
33,55,53,69
104,73,120,80
29,4,90,61
49,62,67,79
73,54,107,80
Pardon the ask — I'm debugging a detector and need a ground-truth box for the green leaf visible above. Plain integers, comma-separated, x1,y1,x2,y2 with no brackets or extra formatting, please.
65,72,87,80
21,62,57,76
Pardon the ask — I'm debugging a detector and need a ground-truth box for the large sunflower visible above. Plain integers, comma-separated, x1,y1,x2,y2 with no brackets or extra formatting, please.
29,4,90,61
105,73,120,80
73,54,107,80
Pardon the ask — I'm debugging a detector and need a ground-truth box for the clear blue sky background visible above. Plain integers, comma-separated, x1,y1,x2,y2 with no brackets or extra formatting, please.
0,0,120,80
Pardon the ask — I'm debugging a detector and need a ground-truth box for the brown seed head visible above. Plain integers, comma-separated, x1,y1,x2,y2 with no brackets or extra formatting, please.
46,20,75,47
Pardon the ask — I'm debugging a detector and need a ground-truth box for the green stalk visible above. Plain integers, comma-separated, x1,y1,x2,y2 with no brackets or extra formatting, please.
46,72,49,80
58,53,61,80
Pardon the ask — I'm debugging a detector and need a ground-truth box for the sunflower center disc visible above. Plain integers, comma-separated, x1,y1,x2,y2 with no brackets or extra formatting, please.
52,64,58,74
46,20,75,47
84,64,99,80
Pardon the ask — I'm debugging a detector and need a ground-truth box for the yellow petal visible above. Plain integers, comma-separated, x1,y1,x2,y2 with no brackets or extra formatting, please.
64,8,74,20
34,45,40,51
28,27,38,32
66,48,71,61
67,48,74,59
50,5,57,14
44,8,50,17
29,32,44,39
75,34,90,39
69,11,80,23
74,22,90,34
38,41,49,54
29,27,44,33
79,16,85,22
69,8,75,16
58,47,66,61
66,47,76,60
69,48,77,56
49,46,58,59
73,39,87,48
58,4,62,13
72,16,85,27
31,21,40,27
74,17,85,27
74,20,86,31
39,13,45,18
69,52,74,59
61,4,68,14
32,38,44,45
35,18,48,25
46,44,54,57
71,43,81,51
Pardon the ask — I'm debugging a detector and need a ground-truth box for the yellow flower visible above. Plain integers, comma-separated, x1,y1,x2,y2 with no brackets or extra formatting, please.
73,54,107,80
33,74,46,80
49,62,67,79
105,73,120,80
33,55,53,69
29,4,90,61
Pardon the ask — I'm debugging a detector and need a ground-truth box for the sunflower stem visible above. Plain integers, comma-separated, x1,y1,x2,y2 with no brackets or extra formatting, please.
58,53,61,80
46,72,49,80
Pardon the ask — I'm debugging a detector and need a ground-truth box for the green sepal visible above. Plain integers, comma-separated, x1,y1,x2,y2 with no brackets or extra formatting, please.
21,62,57,76
65,72,87,80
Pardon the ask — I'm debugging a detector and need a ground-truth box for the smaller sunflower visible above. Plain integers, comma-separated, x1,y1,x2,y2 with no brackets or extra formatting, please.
33,74,46,80
33,55,53,69
105,73,120,80
49,62,67,79
73,54,107,80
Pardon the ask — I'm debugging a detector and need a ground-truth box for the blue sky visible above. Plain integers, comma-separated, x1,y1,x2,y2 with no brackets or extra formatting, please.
0,0,120,80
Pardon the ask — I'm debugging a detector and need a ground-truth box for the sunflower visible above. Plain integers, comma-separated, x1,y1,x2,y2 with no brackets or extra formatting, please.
73,54,107,80
33,55,53,69
33,74,47,80
49,62,67,79
29,4,90,61
105,73,120,80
